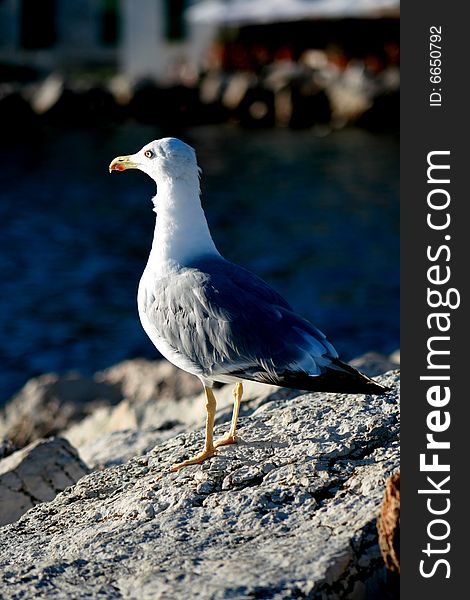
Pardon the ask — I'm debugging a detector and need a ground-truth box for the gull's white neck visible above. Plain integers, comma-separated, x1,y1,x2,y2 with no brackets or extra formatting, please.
147,173,220,274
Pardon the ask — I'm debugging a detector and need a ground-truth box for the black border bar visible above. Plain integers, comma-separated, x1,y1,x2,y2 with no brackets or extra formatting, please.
401,2,467,596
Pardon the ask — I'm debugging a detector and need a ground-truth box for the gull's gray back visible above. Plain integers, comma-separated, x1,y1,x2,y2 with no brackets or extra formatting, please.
138,256,338,386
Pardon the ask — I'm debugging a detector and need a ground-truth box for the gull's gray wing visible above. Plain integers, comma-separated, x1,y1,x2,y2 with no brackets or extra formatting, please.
141,255,339,385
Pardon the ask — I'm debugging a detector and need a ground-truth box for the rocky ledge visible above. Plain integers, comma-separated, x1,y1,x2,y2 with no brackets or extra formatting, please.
0,363,399,599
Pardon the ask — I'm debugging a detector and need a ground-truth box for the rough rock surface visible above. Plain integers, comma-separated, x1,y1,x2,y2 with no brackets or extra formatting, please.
0,371,399,599
0,437,89,526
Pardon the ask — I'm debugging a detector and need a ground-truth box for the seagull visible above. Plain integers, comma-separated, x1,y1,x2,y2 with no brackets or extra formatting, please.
109,138,389,471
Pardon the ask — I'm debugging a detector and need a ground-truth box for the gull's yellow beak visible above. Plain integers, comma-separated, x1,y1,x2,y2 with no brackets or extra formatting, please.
108,155,139,173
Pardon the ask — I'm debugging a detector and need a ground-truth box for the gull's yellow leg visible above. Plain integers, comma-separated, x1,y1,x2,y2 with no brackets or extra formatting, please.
214,382,243,448
170,387,217,471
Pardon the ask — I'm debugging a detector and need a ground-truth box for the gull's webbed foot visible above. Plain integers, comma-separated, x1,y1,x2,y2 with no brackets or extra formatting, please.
214,433,237,448
170,447,216,472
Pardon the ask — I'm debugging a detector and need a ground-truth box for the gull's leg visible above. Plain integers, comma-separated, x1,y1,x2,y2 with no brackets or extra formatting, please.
214,382,243,448
170,387,217,471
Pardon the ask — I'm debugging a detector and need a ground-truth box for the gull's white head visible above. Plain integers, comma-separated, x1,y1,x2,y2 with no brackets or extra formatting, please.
109,137,198,182
109,137,218,264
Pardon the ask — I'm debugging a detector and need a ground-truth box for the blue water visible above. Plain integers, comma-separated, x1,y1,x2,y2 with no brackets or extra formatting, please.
0,124,399,403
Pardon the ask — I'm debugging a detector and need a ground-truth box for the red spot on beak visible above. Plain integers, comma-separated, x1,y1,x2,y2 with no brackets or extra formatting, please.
109,156,135,174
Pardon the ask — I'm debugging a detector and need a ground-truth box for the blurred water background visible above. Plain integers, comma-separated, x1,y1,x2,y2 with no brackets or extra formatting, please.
0,0,399,404
0,123,398,403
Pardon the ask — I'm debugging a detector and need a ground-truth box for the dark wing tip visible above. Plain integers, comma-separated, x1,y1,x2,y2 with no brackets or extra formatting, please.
325,357,392,395
364,380,391,395
231,357,392,395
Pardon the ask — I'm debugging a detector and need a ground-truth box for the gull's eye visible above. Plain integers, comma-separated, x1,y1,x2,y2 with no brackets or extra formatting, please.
144,149,155,159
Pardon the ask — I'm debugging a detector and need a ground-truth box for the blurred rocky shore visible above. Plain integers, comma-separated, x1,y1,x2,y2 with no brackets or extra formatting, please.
1,58,399,136
0,351,399,598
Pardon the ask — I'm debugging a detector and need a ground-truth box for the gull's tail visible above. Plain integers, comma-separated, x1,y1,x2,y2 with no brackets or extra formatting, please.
248,357,390,395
